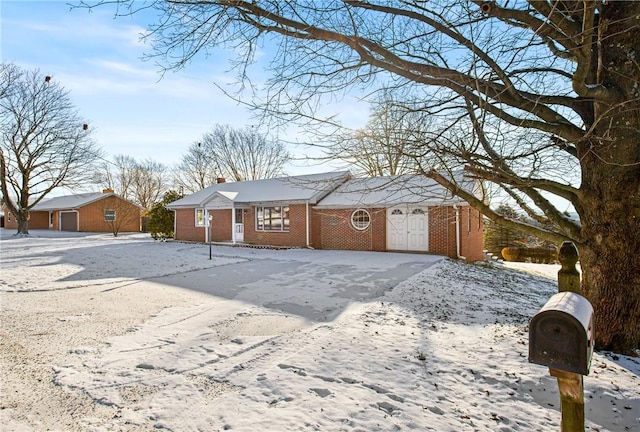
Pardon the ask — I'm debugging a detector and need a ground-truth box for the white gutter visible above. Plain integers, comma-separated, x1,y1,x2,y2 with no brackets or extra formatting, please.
453,204,466,261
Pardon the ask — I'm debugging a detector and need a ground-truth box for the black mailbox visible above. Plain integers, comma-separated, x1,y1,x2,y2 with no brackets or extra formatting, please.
529,291,594,375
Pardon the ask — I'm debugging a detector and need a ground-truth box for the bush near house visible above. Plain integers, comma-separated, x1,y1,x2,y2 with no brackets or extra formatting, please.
148,190,183,240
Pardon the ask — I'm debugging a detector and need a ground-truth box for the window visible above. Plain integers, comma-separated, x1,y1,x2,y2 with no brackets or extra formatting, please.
104,209,116,222
351,209,371,230
195,209,206,227
391,209,404,215
411,208,425,215
256,206,289,231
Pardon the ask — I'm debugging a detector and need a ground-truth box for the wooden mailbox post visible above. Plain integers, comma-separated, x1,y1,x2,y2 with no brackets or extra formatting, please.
529,241,594,432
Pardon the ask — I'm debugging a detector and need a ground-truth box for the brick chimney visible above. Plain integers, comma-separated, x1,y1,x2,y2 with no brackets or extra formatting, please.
102,188,114,194
216,177,226,183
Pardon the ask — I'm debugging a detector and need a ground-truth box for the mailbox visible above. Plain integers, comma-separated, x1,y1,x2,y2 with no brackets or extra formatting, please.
529,291,594,375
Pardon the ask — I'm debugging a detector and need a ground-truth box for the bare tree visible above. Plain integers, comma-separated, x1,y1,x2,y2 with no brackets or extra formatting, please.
0,63,102,235
200,124,290,181
100,196,141,237
82,1,640,354
172,141,220,193
94,155,168,212
94,154,137,198
326,90,439,176
133,158,167,212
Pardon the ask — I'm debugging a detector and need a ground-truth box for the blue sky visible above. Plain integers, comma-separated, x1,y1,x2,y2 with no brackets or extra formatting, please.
1,1,363,173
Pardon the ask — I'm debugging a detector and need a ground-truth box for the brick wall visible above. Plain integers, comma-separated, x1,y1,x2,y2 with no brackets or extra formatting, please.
28,211,50,229
428,207,457,258
428,205,484,261
175,208,206,242
51,211,59,230
2,207,17,230
459,205,485,261
78,197,141,233
314,208,386,251
244,204,309,247
210,209,232,242
2,210,49,230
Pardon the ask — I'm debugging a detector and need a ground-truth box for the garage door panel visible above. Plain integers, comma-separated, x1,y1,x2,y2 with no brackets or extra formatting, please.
60,212,77,231
387,207,407,250
387,206,428,252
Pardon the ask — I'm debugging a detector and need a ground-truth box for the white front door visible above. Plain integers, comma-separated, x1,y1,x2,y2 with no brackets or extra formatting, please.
235,223,244,242
386,206,428,251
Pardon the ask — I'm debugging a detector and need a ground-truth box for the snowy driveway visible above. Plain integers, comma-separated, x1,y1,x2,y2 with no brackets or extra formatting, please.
151,250,441,322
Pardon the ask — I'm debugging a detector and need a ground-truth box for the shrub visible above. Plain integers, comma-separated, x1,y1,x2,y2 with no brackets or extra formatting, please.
148,190,183,241
501,246,558,263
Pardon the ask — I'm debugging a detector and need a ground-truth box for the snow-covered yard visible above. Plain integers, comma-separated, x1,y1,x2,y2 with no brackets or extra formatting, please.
0,229,637,431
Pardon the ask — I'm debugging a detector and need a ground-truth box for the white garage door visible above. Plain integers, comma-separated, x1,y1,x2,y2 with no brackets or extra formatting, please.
386,206,429,251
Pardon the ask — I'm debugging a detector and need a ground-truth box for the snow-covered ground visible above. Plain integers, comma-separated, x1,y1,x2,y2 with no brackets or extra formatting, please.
0,229,638,431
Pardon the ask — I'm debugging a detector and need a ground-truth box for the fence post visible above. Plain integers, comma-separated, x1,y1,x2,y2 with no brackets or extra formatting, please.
558,241,580,294
551,241,584,431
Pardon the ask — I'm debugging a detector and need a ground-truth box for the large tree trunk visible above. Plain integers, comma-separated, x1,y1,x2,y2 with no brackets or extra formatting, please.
16,212,29,235
576,1,640,355
579,201,640,355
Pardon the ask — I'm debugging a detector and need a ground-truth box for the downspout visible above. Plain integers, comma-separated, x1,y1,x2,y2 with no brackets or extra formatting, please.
205,208,211,243
305,201,311,248
172,209,177,239
231,204,236,245
453,204,466,261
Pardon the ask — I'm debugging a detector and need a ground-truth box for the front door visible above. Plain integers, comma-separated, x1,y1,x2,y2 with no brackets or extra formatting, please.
235,208,244,242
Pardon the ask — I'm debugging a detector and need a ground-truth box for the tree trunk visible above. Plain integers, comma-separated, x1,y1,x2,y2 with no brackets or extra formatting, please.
575,1,640,355
16,212,29,235
579,209,640,355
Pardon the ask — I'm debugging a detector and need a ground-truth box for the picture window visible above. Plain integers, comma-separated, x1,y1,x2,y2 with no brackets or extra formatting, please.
256,206,289,231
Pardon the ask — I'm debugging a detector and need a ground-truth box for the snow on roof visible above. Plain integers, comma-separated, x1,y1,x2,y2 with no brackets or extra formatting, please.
31,192,112,211
314,172,475,208
167,171,351,208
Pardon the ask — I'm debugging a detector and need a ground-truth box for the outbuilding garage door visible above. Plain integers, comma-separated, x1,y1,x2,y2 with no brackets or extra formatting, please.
60,212,78,231
387,206,428,251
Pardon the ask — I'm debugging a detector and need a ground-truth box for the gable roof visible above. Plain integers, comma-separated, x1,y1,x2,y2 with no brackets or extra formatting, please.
167,171,351,209
314,172,481,208
31,192,140,211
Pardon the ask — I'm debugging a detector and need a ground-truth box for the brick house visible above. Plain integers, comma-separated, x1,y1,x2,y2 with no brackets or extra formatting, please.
168,172,351,248
313,175,485,261
2,189,142,233
168,171,485,261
